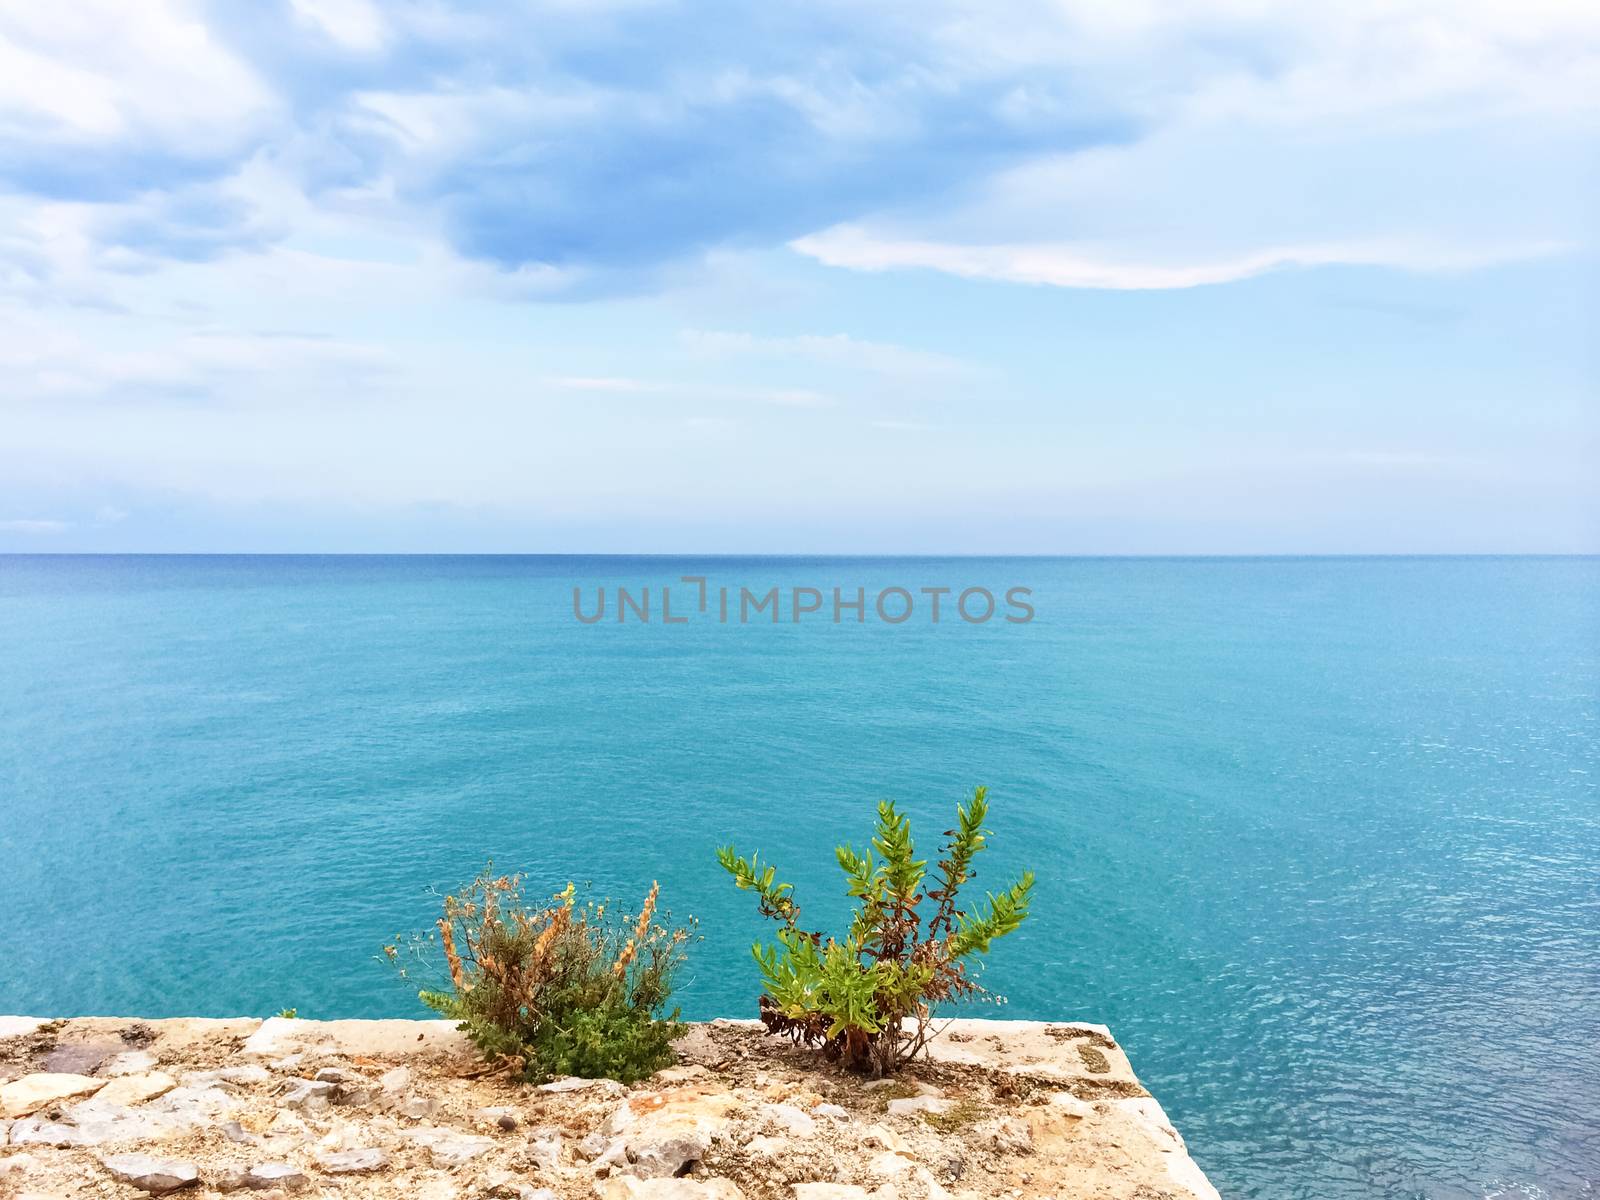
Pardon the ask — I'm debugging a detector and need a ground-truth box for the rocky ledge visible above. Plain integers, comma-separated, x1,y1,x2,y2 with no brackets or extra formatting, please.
0,1016,1219,1200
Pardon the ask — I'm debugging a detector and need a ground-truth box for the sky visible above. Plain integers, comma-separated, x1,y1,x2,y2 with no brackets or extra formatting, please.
0,0,1596,553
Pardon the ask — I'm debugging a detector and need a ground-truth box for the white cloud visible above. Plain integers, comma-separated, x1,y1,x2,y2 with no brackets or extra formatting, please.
544,376,833,407
0,518,71,534
0,0,272,150
793,226,1568,290
0,308,393,402
682,330,975,376
788,0,1599,289
289,0,389,52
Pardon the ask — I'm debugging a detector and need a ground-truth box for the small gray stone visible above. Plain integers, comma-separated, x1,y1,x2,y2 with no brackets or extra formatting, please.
398,1095,440,1119
280,1079,337,1111
814,1103,849,1121
100,1153,199,1194
316,1147,389,1174
577,1130,610,1160
221,1120,257,1145
628,1132,709,1179
245,1162,310,1191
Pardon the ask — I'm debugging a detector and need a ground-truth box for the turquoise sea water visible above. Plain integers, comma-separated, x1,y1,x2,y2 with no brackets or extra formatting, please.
1,555,1595,1198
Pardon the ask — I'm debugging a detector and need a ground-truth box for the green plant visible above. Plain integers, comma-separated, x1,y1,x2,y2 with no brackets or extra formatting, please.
717,786,1034,1075
274,1008,298,1019
388,867,693,1084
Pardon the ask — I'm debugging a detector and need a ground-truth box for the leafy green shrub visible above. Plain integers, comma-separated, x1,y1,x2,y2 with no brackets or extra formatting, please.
717,786,1034,1075
388,867,693,1083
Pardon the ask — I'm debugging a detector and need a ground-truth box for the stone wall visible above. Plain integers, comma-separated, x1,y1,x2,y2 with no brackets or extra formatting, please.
0,1016,1219,1200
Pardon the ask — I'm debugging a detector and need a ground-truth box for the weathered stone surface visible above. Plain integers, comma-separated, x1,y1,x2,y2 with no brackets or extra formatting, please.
182,1065,270,1089
603,1085,743,1180
280,1078,337,1110
265,1109,308,1138
316,1146,389,1173
526,1124,562,1170
792,1187,872,1200
104,1050,160,1077
399,1094,441,1119
867,1149,919,1178
209,1164,251,1191
539,1075,627,1097
379,1065,410,1095
483,1171,560,1200
602,1179,746,1200
0,1017,1219,1200
761,1102,817,1136
44,1041,122,1075
401,1125,496,1165
9,1117,90,1147
100,1153,199,1194
94,1071,177,1107
60,1103,195,1146
860,1125,908,1152
239,1016,466,1059
0,1016,47,1039
244,1161,311,1191
1,1072,106,1117
982,1115,1034,1155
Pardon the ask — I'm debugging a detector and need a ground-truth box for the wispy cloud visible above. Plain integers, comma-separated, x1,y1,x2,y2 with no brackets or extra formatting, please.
544,375,832,407
0,517,71,534
683,330,975,376
793,226,1570,290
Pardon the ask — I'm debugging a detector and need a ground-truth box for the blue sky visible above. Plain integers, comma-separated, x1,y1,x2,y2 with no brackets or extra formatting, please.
1,0,1595,552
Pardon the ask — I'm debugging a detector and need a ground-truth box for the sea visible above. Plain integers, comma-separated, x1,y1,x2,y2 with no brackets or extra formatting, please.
0,555,1595,1199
